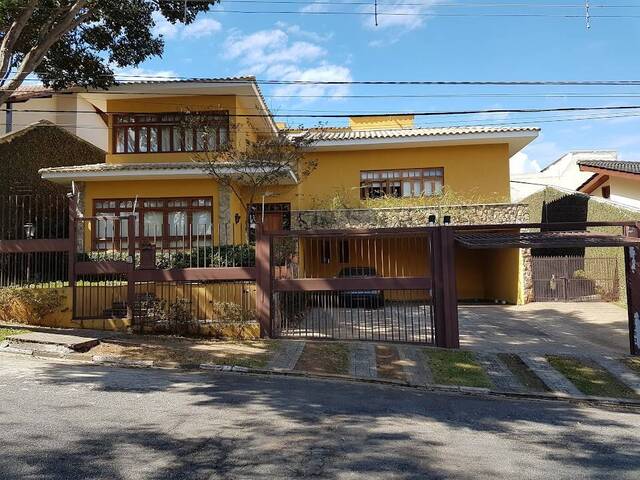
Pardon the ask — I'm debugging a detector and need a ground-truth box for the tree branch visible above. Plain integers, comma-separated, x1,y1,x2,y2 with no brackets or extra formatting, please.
0,0,92,104
0,0,40,87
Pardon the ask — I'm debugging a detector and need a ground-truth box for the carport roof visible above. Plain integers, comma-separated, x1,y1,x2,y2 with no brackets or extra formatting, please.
455,230,640,249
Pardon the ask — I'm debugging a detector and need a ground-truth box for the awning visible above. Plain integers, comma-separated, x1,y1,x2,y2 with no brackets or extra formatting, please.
455,230,640,249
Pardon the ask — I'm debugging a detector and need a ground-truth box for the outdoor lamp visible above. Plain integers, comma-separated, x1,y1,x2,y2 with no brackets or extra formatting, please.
443,215,451,225
23,222,35,239
428,214,436,226
234,213,241,224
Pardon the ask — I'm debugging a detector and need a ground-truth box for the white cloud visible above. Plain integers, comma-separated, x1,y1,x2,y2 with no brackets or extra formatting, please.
510,151,542,175
152,12,222,40
300,1,329,13
152,12,179,39
182,18,222,39
113,66,178,81
223,26,351,101
361,0,446,31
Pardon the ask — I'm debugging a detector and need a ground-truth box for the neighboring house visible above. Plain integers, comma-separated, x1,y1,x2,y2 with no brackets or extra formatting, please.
5,85,108,151
0,120,104,195
511,150,617,202
38,77,540,304
577,160,640,210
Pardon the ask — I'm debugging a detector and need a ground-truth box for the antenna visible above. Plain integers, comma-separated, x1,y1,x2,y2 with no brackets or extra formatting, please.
585,0,591,29
374,0,378,27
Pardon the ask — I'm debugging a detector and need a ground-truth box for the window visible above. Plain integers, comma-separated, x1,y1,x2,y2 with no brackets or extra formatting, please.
112,112,229,154
360,168,444,199
602,185,611,199
93,197,213,250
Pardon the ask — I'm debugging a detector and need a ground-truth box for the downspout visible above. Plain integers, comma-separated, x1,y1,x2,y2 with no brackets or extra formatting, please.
5,102,12,134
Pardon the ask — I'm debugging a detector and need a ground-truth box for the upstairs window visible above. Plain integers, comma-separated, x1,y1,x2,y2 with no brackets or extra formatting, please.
360,168,444,199
113,112,229,154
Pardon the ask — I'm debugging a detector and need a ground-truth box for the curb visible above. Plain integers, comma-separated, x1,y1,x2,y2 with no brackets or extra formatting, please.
2,347,640,410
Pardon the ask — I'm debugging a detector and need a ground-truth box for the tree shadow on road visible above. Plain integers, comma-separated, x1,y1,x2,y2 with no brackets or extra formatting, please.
2,359,639,479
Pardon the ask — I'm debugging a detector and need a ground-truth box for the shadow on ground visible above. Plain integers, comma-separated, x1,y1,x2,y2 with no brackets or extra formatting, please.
1,358,639,479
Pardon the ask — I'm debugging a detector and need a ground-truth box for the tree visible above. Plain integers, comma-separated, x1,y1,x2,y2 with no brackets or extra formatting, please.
189,117,319,225
0,0,220,104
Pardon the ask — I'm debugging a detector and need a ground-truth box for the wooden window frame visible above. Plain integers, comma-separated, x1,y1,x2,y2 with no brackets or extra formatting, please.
359,167,444,199
93,196,213,251
112,111,229,154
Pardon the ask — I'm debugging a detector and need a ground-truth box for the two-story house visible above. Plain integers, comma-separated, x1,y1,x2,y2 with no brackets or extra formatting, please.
38,77,539,305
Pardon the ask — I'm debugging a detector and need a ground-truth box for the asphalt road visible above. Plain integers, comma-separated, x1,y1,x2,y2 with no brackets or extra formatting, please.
1,354,639,479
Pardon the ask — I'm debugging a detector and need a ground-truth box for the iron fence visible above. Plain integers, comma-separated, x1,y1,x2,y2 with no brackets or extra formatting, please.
532,256,619,302
0,194,69,240
269,229,434,343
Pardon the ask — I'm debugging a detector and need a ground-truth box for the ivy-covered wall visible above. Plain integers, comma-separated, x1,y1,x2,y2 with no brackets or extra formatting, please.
0,122,104,195
524,186,640,305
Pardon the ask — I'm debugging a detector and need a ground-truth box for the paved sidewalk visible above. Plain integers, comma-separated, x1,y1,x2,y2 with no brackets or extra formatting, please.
519,354,584,397
349,343,377,378
591,356,640,395
397,345,433,385
476,352,526,393
267,340,305,371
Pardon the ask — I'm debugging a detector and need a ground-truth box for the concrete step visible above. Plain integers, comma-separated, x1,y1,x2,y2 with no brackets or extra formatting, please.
3,332,99,354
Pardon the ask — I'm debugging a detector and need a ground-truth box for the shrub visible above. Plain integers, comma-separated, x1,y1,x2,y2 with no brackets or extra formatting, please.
0,287,65,324
209,301,257,340
137,296,196,336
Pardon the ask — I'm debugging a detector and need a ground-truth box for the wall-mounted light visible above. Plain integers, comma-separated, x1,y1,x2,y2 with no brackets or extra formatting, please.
234,213,241,224
23,222,35,239
428,214,437,226
443,215,451,225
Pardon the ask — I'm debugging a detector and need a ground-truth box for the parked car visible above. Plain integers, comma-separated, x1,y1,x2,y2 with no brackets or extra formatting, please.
337,266,385,308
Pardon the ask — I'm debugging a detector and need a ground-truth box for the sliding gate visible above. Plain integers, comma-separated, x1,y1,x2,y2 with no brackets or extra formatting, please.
269,228,434,343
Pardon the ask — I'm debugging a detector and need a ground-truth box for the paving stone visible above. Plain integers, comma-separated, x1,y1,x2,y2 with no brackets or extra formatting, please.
591,356,640,396
519,354,584,397
6,332,98,352
397,345,433,385
476,352,526,393
267,340,305,371
349,343,377,379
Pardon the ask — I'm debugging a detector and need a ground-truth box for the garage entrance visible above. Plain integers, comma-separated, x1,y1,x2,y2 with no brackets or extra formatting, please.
531,256,619,302
267,228,434,344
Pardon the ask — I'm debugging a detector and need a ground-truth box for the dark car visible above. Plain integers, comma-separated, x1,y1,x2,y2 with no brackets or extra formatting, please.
337,267,385,308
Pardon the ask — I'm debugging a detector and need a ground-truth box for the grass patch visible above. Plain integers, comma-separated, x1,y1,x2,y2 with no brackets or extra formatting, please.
547,355,639,399
86,336,278,368
0,328,29,342
375,345,406,381
425,349,492,388
623,357,640,376
497,353,550,393
295,342,350,375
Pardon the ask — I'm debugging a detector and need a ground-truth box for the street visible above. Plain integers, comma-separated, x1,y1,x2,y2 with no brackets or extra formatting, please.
1,354,639,479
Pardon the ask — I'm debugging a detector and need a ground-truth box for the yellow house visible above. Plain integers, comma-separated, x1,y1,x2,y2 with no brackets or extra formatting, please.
39,77,539,306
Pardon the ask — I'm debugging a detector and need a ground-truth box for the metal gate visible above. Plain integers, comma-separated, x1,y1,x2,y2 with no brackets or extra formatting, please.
270,229,435,344
532,256,619,302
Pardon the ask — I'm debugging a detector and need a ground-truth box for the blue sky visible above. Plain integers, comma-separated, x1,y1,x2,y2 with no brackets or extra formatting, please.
123,0,640,173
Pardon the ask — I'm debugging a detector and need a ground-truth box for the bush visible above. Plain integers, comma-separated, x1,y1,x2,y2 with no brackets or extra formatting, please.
0,287,65,324
209,301,257,340
80,244,256,269
137,297,197,336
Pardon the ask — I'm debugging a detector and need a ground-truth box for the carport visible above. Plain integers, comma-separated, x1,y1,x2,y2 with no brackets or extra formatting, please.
431,221,640,355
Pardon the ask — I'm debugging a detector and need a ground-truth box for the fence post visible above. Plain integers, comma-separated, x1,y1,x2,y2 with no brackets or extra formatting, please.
624,225,640,356
67,193,77,319
431,226,460,349
126,215,137,331
255,224,272,337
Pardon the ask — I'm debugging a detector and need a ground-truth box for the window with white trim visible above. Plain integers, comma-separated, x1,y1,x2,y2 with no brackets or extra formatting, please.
360,168,444,199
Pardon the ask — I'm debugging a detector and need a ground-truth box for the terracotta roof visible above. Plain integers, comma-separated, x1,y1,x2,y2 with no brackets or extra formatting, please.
301,125,540,141
40,162,199,174
114,76,256,86
7,85,54,102
578,160,640,175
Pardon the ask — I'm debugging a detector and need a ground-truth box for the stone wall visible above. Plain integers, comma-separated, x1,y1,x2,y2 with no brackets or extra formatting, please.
291,203,529,230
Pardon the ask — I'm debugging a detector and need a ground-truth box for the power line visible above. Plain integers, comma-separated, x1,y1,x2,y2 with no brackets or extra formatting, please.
7,104,640,118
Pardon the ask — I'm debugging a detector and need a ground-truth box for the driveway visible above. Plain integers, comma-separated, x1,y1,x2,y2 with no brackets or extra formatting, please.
1,354,639,479
460,302,630,355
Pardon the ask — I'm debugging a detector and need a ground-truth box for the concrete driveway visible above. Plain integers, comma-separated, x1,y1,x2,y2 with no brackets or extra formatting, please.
459,302,630,355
